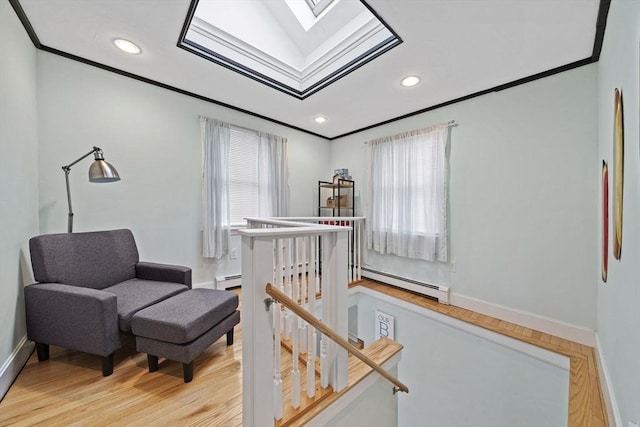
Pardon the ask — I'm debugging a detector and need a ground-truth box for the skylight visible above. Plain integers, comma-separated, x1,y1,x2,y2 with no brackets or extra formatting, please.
178,0,401,99
305,0,336,17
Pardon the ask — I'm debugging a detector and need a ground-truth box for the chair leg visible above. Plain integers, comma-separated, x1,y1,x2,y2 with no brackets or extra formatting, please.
183,362,194,383
102,353,114,377
147,354,159,372
35,342,49,362
226,328,234,346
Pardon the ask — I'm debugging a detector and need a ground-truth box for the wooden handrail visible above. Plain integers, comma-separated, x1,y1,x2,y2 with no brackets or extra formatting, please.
265,283,409,394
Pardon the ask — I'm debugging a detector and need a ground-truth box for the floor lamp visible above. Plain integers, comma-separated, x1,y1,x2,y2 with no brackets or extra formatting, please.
62,146,121,233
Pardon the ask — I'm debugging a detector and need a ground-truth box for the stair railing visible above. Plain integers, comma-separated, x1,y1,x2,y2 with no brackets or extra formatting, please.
249,216,365,284
240,219,350,425
265,282,409,394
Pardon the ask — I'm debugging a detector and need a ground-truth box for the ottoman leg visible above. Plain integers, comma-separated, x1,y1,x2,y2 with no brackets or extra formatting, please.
183,362,194,383
35,342,50,362
226,328,234,346
148,354,159,372
102,353,114,377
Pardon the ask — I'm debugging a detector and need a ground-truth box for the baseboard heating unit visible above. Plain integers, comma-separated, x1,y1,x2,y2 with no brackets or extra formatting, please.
360,268,450,304
215,274,241,290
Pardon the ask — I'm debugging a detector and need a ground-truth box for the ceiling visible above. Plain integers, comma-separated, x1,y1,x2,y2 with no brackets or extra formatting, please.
13,0,605,139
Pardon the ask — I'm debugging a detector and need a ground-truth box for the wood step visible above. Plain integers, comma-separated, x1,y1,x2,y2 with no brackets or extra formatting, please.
276,337,403,427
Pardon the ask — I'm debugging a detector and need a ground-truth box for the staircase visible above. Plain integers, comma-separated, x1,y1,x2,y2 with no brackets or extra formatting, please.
239,217,406,426
277,336,403,426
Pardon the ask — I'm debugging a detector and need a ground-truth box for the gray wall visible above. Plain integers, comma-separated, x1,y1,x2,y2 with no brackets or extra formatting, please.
0,1,39,373
331,65,599,330
596,0,640,425
36,52,331,286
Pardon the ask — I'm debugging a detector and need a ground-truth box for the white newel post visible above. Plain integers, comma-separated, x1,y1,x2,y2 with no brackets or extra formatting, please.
241,235,275,427
321,229,349,392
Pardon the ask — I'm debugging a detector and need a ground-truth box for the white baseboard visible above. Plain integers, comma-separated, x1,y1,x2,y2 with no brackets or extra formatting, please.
361,268,450,304
0,336,34,401
214,275,242,290
449,292,595,346
594,333,622,427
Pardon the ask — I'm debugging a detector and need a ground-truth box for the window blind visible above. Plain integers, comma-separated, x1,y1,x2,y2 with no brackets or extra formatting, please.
228,127,259,224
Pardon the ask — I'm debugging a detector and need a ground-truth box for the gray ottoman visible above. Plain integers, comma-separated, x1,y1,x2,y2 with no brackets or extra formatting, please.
131,288,240,382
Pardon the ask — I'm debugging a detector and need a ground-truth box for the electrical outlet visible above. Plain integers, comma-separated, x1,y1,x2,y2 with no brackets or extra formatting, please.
449,261,457,272
230,248,237,259
628,422,638,427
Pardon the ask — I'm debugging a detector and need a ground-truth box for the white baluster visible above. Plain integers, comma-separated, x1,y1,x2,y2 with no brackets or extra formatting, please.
301,236,307,310
276,239,285,333
356,219,362,280
293,237,299,306
299,237,307,354
348,219,353,283
320,230,329,388
316,234,322,297
293,238,304,354
284,239,292,340
309,234,316,308
307,329,317,397
320,334,329,389
307,234,317,397
290,238,301,408
273,301,283,420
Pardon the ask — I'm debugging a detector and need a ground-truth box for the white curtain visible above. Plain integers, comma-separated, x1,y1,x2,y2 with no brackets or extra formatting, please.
257,132,290,217
366,123,449,262
201,117,231,259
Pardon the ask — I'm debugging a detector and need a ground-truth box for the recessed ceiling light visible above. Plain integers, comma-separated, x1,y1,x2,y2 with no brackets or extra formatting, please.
314,116,327,124
400,75,420,87
113,38,141,55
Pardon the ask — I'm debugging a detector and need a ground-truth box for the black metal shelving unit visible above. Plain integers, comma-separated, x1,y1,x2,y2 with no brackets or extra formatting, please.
318,177,355,217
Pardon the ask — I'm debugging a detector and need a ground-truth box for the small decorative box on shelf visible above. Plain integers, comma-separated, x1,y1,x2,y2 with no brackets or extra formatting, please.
318,176,355,217
332,174,353,186
326,195,347,208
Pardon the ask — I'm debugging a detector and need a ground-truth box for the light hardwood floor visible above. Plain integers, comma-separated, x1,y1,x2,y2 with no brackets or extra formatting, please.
0,289,244,427
0,282,607,426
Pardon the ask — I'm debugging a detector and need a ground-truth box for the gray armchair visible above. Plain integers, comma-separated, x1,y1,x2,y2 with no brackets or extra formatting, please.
25,229,191,376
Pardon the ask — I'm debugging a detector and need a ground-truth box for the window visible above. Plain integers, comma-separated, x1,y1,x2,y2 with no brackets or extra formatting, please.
201,117,289,258
228,127,259,225
366,123,449,262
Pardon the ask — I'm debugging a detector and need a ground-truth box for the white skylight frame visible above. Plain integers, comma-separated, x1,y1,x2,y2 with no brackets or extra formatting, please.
177,0,402,99
305,0,336,17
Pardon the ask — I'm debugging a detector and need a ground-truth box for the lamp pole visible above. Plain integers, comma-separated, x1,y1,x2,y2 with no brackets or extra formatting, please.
61,146,120,233
63,166,74,233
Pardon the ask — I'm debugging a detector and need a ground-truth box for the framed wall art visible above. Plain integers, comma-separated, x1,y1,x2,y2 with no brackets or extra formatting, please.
613,88,624,260
602,160,608,282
